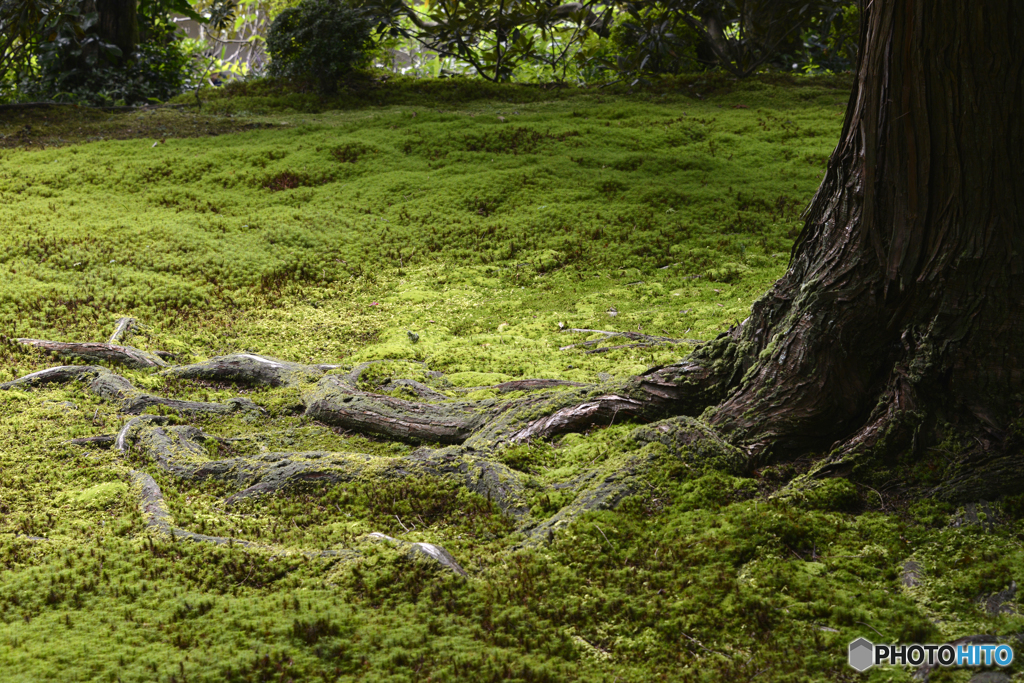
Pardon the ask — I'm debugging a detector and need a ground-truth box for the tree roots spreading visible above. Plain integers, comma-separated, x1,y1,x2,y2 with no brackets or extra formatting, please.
5,299,1013,577
2,319,751,575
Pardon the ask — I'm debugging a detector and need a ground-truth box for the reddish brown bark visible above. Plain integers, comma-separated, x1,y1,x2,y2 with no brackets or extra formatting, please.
706,0,1024,493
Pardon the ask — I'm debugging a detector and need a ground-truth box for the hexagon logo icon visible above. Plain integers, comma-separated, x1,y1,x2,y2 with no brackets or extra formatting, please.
848,637,875,671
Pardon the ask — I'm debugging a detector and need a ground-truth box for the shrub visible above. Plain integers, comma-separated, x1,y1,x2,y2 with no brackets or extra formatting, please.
24,18,199,105
265,0,374,95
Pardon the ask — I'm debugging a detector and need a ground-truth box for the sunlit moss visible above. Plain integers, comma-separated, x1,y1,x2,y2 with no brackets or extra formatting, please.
1,75,1020,683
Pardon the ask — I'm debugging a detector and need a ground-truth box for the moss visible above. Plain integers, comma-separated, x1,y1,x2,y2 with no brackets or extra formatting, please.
2,76,1019,683
790,478,861,512
68,482,129,510
630,415,747,474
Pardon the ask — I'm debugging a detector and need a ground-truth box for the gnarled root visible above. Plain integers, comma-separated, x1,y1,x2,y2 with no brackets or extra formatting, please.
2,364,262,416
160,353,341,388
127,442,467,572
119,419,531,518
16,338,167,369
303,354,735,449
20,317,755,563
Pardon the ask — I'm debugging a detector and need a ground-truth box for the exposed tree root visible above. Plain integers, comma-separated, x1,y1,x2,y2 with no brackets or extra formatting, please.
131,470,347,557
128,456,467,572
558,328,702,353
160,354,341,388
8,317,776,571
118,419,531,518
124,395,263,416
66,434,116,448
346,359,431,387
16,338,167,369
0,365,105,391
382,378,449,401
494,379,587,393
2,364,263,416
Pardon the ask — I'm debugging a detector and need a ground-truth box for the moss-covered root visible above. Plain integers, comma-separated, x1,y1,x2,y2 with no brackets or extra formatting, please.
305,357,736,449
1,364,263,416
122,421,531,518
130,463,466,573
129,469,355,560
16,337,167,368
521,415,747,546
159,353,340,388
0,364,105,390
304,375,485,444
503,393,648,443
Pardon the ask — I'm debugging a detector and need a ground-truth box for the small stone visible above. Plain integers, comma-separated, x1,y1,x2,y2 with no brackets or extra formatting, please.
969,673,1010,683
407,331,419,343
365,533,467,576
980,581,1017,616
607,307,618,317
901,560,924,587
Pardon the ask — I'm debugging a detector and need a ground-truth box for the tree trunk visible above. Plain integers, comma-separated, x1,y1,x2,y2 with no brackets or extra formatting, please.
89,0,138,62
706,0,1024,498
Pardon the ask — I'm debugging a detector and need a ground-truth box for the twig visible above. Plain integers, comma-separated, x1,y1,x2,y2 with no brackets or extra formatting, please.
395,515,412,533
559,328,702,352
680,631,730,658
862,484,886,510
856,621,885,639
585,342,668,354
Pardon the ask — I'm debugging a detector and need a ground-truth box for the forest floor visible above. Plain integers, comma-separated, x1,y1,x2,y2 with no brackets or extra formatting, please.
0,73,1020,683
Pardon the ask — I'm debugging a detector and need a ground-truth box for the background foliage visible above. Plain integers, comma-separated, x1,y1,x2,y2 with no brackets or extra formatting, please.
1,0,860,103
265,0,374,94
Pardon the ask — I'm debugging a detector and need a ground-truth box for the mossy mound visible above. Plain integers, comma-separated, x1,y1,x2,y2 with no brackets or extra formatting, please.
631,415,746,474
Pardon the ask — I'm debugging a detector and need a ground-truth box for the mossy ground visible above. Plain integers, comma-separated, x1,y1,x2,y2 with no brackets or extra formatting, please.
1,75,1021,682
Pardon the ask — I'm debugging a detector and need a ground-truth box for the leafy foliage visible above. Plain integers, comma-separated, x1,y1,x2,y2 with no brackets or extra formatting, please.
265,0,375,95
23,17,201,105
607,0,702,77
680,0,858,77
348,0,862,85
0,0,79,98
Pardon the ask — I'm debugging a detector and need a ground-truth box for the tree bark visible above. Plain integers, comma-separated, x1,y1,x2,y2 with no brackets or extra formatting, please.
95,0,138,60
75,0,138,67
705,0,1024,496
